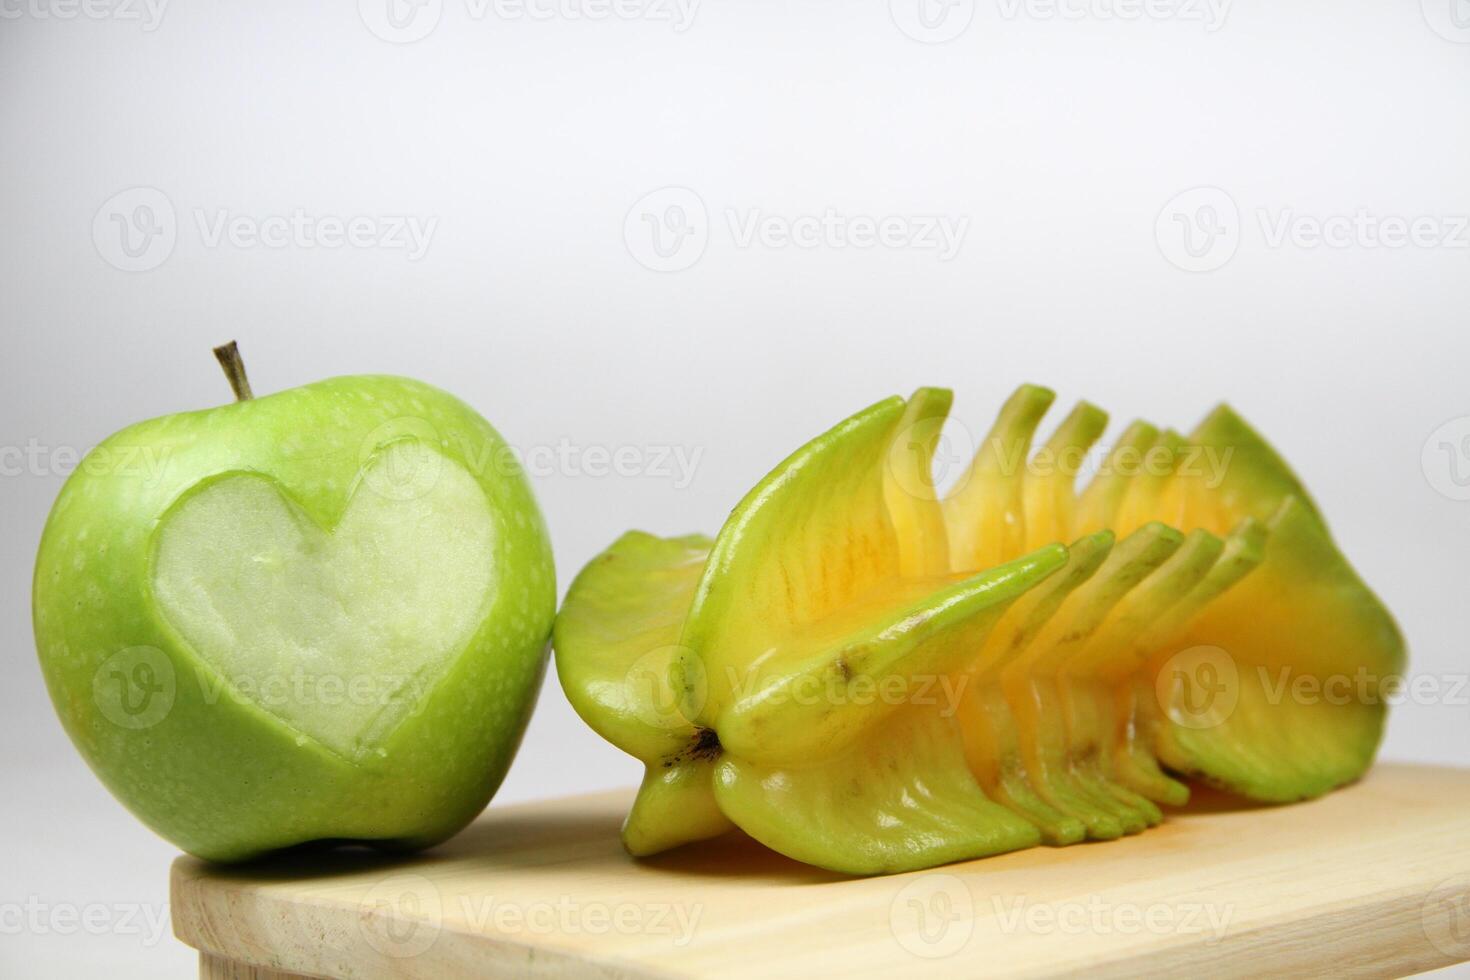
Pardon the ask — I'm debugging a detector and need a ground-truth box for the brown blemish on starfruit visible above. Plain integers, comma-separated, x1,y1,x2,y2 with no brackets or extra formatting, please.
661,728,722,768
689,727,721,761
553,385,1404,875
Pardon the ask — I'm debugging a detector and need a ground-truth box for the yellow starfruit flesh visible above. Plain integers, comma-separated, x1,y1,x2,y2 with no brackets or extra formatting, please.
553,386,1404,874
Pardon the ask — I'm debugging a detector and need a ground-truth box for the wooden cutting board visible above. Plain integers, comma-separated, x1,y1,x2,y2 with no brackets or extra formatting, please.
171,763,1470,979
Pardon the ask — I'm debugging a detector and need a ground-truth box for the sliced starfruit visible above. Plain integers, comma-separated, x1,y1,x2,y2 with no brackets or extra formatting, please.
553,386,1404,874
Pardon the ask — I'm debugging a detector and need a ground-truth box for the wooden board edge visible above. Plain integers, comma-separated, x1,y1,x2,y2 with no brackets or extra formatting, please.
170,858,684,980
1059,887,1470,979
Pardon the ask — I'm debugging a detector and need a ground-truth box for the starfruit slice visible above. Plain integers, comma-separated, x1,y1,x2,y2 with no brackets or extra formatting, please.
554,386,1404,874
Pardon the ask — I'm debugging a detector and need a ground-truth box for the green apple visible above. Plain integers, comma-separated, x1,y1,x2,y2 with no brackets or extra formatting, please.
32,344,556,861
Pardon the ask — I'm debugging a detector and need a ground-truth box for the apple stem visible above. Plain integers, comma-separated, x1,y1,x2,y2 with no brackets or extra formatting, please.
212,341,255,402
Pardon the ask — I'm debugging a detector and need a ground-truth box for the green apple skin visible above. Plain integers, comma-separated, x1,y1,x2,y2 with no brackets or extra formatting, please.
33,375,556,861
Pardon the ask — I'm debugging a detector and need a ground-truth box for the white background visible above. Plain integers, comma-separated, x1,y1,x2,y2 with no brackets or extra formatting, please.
2,1,1468,975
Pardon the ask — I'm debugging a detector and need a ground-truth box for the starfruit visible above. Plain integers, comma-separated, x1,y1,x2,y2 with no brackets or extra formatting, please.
553,386,1404,875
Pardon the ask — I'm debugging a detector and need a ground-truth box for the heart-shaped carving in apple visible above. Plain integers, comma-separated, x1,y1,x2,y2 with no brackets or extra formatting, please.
33,344,556,861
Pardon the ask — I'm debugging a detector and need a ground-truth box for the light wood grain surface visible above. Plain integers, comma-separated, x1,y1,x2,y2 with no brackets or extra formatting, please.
171,763,1470,979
